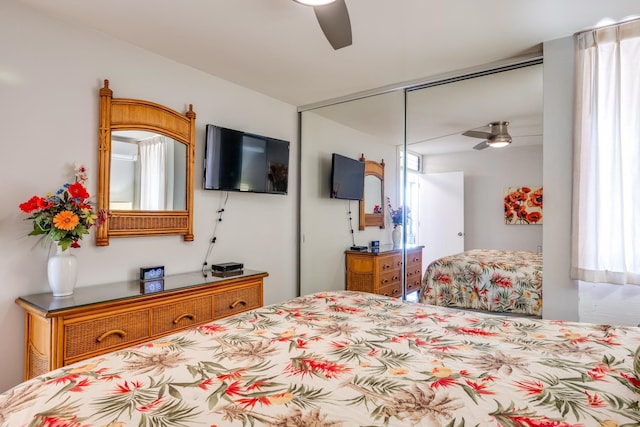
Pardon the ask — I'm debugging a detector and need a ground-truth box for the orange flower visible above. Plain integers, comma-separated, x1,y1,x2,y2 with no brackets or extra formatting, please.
527,211,542,223
53,210,79,231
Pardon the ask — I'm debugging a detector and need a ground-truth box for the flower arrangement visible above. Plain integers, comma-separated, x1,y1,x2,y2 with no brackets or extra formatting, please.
18,165,108,251
386,197,408,229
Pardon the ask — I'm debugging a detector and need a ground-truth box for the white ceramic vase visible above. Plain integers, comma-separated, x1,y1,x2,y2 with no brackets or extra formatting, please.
47,245,78,297
392,225,402,247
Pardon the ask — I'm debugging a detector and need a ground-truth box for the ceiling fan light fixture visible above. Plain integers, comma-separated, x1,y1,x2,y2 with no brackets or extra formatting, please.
487,139,511,148
294,0,337,6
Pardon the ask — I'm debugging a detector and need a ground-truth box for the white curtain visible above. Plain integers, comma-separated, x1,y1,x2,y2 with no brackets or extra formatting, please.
138,136,169,210
572,20,640,285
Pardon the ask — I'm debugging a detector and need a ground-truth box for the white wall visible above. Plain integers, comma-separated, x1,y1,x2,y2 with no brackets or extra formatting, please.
0,2,298,391
300,111,399,295
423,145,543,252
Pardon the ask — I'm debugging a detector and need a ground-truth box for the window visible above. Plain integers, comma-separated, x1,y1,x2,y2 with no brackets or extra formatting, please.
572,19,640,285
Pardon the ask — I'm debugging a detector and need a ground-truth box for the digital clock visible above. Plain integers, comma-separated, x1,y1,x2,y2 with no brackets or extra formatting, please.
140,279,164,294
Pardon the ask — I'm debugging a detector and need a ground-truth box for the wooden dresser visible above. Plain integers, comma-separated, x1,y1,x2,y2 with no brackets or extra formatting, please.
15,270,267,380
345,245,423,297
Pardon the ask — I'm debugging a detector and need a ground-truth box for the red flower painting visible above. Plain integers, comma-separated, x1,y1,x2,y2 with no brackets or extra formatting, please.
504,186,543,225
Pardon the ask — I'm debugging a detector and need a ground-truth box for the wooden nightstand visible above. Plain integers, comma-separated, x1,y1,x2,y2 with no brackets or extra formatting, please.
345,245,423,298
16,270,267,380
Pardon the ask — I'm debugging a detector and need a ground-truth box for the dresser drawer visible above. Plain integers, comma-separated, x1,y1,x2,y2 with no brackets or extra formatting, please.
64,309,150,360
379,270,401,287
214,283,262,319
406,250,422,267
152,295,214,335
405,275,422,293
378,254,402,272
379,282,402,298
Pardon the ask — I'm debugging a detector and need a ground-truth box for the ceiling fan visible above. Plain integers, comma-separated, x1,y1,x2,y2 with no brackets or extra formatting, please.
294,0,352,50
462,121,512,150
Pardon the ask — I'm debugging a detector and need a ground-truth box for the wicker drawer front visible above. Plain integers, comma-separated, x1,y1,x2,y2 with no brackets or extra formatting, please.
378,282,402,298
152,295,213,335
379,270,401,287
214,284,262,319
64,309,150,360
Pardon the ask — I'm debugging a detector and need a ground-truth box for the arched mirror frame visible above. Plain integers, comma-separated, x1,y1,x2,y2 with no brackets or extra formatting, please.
96,79,196,246
359,155,385,230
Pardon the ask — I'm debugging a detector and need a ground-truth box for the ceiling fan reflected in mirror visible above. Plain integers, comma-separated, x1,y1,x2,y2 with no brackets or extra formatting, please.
294,0,352,50
463,121,512,151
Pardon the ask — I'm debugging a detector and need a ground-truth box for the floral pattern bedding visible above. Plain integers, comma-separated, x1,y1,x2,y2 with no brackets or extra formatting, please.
420,249,543,316
2,291,640,427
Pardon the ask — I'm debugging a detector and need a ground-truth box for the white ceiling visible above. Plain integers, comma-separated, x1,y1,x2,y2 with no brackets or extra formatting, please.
14,0,640,154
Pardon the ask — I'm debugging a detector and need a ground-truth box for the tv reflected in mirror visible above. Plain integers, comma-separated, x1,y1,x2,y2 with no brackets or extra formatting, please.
330,153,365,200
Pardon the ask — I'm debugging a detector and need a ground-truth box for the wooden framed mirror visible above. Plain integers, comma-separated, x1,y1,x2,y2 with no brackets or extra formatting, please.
359,155,385,230
96,80,196,246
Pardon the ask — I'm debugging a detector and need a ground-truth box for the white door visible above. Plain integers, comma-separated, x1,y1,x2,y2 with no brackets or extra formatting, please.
419,171,464,271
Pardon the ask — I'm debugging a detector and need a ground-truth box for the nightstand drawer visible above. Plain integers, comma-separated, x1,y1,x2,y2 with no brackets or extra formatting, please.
379,282,402,298
64,309,150,360
378,254,402,272
405,276,422,293
152,295,214,335
379,270,401,287
214,283,262,319
406,250,422,267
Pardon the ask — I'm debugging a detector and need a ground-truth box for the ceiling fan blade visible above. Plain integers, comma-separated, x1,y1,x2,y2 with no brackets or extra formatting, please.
463,130,492,139
473,141,490,150
314,0,352,50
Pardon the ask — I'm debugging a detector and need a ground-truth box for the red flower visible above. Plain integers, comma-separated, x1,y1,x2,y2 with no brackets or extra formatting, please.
19,196,50,213
527,211,542,223
430,377,457,388
514,379,544,395
67,181,90,200
224,380,243,396
465,379,495,395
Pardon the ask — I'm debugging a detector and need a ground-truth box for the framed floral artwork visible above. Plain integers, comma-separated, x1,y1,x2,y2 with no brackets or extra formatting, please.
504,186,543,225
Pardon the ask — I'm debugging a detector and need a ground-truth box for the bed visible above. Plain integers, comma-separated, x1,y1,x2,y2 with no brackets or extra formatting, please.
2,290,639,426
419,249,543,317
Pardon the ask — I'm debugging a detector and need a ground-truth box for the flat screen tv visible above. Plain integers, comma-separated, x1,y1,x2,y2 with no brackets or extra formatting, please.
330,153,365,200
204,124,290,194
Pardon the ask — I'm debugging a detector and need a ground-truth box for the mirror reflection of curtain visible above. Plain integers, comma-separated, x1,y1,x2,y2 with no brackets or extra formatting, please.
137,136,175,210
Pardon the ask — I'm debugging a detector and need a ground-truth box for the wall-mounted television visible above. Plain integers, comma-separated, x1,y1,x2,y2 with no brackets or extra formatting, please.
330,153,365,200
204,124,289,194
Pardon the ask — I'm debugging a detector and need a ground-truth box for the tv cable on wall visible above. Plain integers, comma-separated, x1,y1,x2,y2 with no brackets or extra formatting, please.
347,200,368,251
202,191,229,274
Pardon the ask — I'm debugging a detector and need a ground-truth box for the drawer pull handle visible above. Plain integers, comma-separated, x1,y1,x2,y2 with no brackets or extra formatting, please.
382,264,391,269
382,279,389,284
393,288,400,294
397,261,403,266
230,299,247,309
97,329,127,343
173,313,195,324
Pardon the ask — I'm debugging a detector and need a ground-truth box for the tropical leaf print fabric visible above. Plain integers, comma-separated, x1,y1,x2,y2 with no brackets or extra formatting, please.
2,291,639,426
420,249,543,316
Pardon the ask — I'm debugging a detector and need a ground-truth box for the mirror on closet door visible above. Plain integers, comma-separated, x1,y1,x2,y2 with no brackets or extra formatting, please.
299,91,405,297
405,62,543,300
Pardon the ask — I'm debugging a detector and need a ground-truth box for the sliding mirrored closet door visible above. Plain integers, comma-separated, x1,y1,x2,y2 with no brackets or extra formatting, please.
299,91,406,296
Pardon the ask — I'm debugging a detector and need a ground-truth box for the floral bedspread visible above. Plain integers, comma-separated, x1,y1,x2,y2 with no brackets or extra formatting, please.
420,249,543,316
2,291,640,427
